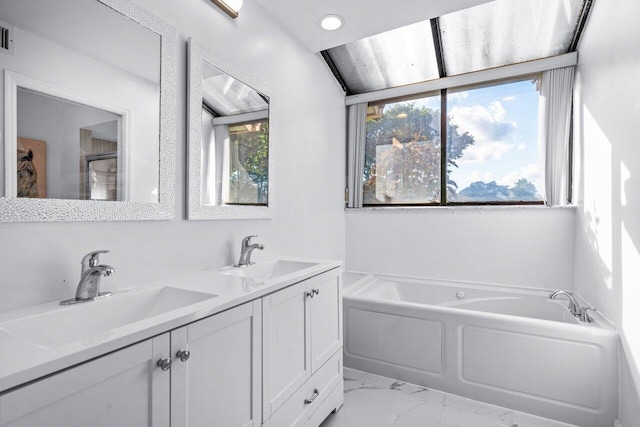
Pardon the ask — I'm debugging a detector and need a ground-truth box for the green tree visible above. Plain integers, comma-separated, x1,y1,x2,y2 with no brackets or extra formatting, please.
363,102,474,204
229,120,269,204
459,181,511,201
458,178,541,202
509,178,539,201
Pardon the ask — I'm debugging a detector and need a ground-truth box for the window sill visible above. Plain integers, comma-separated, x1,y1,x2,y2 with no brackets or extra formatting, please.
345,204,577,213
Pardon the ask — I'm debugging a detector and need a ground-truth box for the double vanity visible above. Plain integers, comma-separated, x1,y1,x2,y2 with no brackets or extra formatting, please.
0,258,343,427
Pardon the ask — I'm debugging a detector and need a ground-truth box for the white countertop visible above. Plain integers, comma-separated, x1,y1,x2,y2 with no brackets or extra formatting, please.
0,257,342,393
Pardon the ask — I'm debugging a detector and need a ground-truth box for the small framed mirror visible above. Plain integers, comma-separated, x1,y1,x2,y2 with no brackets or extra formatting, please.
0,0,176,222
187,38,274,220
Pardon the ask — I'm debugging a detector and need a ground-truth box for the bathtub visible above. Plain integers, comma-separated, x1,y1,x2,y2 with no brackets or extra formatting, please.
343,274,619,427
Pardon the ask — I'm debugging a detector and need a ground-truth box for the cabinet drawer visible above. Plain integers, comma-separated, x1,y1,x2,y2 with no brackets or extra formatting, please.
270,350,342,427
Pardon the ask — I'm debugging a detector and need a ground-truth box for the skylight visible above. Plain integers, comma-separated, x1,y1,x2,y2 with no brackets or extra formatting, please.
440,0,584,75
323,0,591,95
326,20,439,93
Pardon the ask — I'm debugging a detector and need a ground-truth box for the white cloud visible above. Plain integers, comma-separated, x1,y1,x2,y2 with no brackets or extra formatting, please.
517,143,526,150
503,96,516,102
450,101,518,163
448,91,469,103
498,163,542,192
455,171,496,190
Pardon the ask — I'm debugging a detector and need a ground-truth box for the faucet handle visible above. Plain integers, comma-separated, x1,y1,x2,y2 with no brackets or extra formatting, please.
82,250,110,268
241,235,258,246
580,307,597,323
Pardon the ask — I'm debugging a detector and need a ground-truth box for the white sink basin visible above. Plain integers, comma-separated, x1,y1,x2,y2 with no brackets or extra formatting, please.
0,287,217,348
219,260,318,283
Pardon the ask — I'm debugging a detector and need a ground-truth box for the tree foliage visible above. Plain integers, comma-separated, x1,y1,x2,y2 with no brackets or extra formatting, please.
228,120,269,204
459,178,539,202
363,102,474,204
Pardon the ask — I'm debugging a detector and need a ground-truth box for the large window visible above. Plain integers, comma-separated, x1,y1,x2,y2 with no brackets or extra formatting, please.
363,78,542,205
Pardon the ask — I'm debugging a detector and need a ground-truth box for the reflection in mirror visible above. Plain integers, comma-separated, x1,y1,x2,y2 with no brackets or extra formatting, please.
188,38,274,220
16,87,124,201
201,61,269,207
0,0,176,221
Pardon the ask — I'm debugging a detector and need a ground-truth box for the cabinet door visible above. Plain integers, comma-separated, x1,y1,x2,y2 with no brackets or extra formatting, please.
308,269,342,373
262,280,311,421
171,300,262,427
0,334,170,427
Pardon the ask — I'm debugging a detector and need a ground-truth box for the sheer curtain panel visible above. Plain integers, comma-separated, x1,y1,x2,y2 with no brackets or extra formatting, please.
347,103,367,208
538,66,575,205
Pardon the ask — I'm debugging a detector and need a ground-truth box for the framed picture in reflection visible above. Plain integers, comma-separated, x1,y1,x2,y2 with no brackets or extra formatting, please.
17,137,47,198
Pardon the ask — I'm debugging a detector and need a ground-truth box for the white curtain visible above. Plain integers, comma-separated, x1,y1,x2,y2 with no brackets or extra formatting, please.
200,109,216,205
347,103,367,208
200,109,229,206
538,66,575,205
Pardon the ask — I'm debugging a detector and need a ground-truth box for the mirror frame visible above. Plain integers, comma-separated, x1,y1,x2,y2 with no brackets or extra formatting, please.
0,0,176,222
187,38,275,220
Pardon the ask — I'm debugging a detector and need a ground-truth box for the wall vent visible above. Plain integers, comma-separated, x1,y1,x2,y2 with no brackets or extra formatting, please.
0,21,15,55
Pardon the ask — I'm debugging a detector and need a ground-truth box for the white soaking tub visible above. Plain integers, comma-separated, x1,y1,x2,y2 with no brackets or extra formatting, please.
343,274,619,427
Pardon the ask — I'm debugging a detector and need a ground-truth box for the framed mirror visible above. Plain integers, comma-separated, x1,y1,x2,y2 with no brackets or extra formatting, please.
0,0,176,221
187,38,275,220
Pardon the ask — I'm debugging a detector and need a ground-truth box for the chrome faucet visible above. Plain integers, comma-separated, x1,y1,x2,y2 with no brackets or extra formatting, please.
60,250,115,305
235,235,265,267
549,290,583,318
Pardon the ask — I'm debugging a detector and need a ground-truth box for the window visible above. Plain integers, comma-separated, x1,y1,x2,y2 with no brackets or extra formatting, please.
363,78,542,205
200,109,269,207
363,93,442,205
226,119,269,205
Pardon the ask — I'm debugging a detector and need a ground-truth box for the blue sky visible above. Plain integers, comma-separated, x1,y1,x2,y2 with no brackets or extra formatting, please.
407,79,542,194
447,79,542,194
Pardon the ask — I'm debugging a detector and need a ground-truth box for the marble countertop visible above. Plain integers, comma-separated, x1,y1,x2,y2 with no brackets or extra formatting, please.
0,256,342,393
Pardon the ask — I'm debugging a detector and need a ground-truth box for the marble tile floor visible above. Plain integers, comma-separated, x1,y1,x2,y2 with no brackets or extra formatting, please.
320,368,577,427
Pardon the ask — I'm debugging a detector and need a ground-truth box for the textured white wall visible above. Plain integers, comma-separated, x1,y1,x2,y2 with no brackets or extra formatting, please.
0,0,346,312
346,207,575,289
573,0,640,423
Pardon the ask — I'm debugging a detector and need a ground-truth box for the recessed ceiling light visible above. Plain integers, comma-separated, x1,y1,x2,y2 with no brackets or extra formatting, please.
320,14,344,31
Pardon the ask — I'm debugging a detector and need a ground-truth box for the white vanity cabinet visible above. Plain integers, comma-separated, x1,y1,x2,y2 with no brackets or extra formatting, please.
0,262,343,427
0,301,261,427
0,334,171,427
170,300,262,427
262,268,343,427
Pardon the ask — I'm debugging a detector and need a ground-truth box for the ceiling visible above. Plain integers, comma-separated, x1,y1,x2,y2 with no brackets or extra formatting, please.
256,0,495,52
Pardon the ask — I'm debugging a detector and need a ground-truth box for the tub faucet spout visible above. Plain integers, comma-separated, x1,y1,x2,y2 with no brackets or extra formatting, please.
549,290,582,317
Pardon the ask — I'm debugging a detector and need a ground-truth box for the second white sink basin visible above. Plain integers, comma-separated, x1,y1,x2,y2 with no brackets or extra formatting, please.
219,260,318,283
0,287,218,348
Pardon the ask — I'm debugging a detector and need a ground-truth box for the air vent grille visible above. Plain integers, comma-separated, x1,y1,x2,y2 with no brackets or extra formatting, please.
1,26,9,51
0,22,14,55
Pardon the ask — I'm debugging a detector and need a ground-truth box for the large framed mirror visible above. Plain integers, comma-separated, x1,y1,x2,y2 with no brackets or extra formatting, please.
0,0,176,221
187,38,275,220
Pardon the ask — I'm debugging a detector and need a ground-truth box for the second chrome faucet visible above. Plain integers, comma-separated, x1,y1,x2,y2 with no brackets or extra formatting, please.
235,235,265,267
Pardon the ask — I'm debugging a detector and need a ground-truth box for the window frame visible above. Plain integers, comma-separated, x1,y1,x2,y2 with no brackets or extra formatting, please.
362,75,545,207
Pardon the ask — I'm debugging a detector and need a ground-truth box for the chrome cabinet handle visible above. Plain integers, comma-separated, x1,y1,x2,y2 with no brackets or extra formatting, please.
306,289,320,298
304,388,320,405
157,357,172,371
176,349,191,362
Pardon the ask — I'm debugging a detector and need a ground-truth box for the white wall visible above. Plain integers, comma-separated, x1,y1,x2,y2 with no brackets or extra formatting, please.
346,207,575,289
0,0,346,313
572,0,640,423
